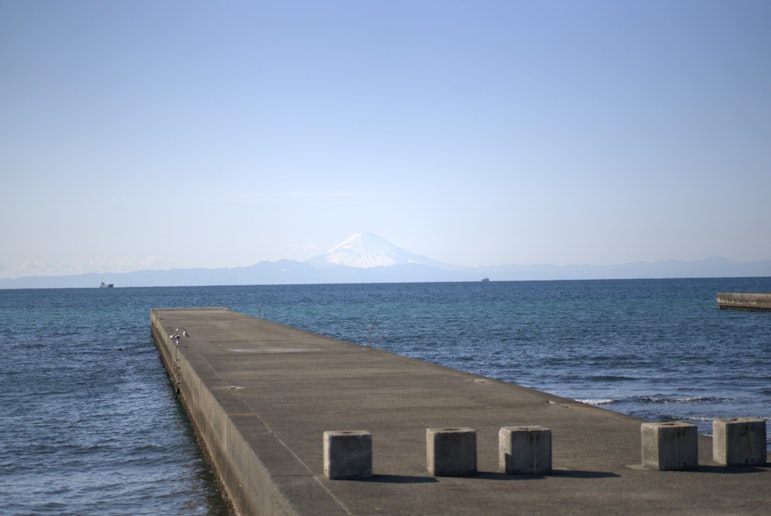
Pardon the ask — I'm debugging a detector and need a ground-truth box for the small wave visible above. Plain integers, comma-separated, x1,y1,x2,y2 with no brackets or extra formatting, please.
677,416,717,422
636,395,729,404
576,399,616,406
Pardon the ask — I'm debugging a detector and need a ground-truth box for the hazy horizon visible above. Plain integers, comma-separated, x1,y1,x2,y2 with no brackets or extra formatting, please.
2,231,770,289
3,231,771,281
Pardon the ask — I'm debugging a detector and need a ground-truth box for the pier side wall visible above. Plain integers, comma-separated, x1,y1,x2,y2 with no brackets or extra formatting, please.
150,309,307,516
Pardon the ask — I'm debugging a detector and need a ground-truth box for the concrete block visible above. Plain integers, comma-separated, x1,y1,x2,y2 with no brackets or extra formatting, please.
712,417,767,466
641,422,698,470
499,426,552,474
426,427,477,476
323,430,372,480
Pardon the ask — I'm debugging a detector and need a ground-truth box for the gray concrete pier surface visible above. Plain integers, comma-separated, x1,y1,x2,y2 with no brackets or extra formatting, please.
151,308,769,515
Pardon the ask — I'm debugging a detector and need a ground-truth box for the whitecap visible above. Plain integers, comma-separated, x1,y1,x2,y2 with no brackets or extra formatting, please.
576,399,615,406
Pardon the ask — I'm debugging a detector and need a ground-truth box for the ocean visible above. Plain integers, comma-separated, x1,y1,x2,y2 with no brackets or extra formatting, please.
2,278,770,513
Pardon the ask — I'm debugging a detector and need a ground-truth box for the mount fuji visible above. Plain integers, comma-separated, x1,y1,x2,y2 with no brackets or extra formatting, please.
299,232,469,283
308,233,445,269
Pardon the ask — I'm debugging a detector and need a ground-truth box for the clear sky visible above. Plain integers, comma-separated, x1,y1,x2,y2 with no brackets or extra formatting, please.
2,0,770,279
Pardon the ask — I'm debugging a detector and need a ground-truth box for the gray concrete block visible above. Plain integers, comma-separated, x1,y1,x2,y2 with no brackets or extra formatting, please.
641,422,698,470
426,427,477,476
499,425,552,474
323,430,373,480
712,417,767,466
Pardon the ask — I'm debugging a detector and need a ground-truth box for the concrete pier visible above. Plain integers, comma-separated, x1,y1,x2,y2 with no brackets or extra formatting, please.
151,308,770,515
717,292,771,311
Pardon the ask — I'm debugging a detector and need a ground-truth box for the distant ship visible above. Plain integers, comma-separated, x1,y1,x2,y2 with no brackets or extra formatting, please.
481,277,490,283
100,282,114,288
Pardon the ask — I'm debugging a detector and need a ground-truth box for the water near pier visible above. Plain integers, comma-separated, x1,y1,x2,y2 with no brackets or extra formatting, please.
2,278,770,513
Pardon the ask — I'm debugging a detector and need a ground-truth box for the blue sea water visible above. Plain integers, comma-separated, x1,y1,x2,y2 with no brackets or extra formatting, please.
1,278,770,513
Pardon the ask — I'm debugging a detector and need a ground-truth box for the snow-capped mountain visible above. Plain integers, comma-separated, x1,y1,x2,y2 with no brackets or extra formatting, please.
309,233,440,269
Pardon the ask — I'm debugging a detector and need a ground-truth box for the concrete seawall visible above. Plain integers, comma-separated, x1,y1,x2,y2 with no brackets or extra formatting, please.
151,308,769,515
717,292,771,311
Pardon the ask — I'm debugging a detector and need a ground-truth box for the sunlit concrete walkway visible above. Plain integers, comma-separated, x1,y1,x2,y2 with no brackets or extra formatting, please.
151,308,769,515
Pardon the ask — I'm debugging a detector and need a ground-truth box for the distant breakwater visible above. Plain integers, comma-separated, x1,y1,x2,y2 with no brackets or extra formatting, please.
717,292,771,312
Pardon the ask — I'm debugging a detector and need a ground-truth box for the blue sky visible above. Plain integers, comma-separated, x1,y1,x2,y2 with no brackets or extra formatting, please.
2,0,770,279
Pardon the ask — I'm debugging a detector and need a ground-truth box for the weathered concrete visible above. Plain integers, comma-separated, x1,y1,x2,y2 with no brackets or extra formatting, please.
713,418,767,466
641,422,698,471
499,425,552,474
426,427,477,476
151,308,770,516
717,292,771,311
324,430,373,480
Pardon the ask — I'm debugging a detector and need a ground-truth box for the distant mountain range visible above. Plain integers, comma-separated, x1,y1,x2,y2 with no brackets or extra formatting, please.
2,232,771,288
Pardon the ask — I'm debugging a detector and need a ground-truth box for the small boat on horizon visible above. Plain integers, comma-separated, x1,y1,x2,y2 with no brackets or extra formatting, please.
100,282,114,288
